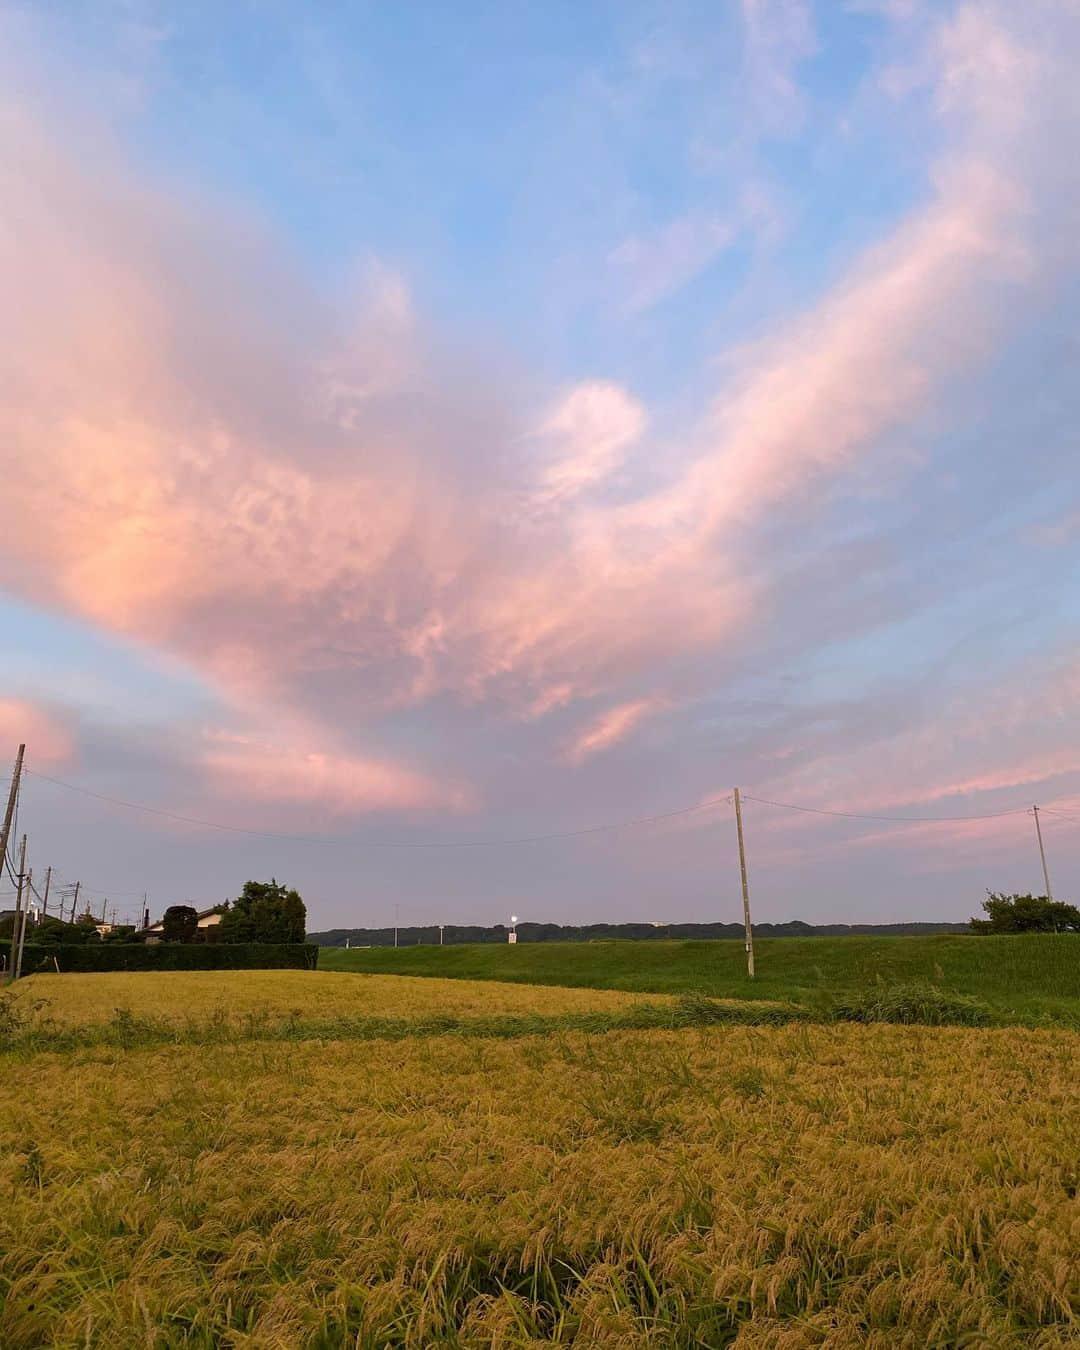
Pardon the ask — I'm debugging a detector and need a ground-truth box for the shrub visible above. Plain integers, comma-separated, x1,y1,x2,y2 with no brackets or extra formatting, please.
0,941,319,973
970,891,1080,933
833,982,992,1027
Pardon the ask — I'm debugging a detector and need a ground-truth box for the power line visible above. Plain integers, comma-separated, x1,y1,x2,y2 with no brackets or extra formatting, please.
4,851,21,890
740,794,1033,823
46,872,145,898
19,765,1073,852
1040,806,1080,825
25,767,734,848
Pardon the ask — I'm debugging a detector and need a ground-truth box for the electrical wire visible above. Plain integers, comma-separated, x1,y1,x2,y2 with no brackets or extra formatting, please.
23,760,1067,849
1040,806,1080,825
24,767,734,849
740,794,1033,823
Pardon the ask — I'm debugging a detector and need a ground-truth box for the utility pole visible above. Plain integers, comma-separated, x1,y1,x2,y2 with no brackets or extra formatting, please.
0,744,25,884
732,788,755,979
15,859,31,980
9,835,27,982
1032,805,1053,903
41,866,51,921
71,880,81,925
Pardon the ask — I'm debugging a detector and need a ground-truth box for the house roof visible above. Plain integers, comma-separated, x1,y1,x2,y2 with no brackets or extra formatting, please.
145,905,224,931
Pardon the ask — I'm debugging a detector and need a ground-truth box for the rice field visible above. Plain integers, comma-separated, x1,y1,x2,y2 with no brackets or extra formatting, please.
1,972,1076,1346
5,969,676,1029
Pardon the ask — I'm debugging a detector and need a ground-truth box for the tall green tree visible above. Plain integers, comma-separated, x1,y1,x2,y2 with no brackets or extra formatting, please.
217,880,306,944
970,892,1080,934
161,905,199,943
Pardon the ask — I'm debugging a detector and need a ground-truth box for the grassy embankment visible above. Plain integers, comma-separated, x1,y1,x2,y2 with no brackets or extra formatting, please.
1,1020,1076,1346
321,933,1080,1023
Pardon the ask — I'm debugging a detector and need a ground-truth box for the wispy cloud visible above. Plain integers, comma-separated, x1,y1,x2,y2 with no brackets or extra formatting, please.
201,728,474,817
533,381,646,501
740,0,816,136
609,212,735,312
563,698,666,763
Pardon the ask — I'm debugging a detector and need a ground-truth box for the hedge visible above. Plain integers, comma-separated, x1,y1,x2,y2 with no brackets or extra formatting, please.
0,942,320,973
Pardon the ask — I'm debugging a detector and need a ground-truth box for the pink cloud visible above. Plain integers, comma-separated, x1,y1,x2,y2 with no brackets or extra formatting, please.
749,658,1080,829
533,381,646,502
201,730,474,817
0,0,1074,813
563,698,666,763
0,700,73,767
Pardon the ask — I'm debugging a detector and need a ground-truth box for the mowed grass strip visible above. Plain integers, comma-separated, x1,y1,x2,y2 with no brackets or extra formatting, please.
320,933,1080,1022
1,1024,1076,1347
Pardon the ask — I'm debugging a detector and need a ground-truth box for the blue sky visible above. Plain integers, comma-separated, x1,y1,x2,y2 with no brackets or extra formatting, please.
1,0,1077,930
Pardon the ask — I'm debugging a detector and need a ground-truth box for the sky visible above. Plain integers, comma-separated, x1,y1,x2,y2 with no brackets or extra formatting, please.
1,0,1078,931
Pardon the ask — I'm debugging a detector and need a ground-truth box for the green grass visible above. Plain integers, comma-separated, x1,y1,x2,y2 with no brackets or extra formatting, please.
320,933,1080,1023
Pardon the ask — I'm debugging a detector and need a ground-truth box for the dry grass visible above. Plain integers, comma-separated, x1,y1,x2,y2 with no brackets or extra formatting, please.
1,1021,1076,1347
7,969,677,1029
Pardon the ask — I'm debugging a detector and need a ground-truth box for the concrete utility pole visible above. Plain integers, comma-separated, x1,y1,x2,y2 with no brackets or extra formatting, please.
732,788,756,979
41,866,51,922
0,744,25,884
70,881,81,925
14,855,30,980
1032,805,1053,903
10,835,27,982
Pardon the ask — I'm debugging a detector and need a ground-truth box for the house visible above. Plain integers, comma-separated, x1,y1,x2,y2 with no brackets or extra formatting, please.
143,906,224,942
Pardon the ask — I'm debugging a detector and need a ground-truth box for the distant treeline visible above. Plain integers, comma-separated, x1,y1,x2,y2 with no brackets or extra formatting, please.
309,920,969,947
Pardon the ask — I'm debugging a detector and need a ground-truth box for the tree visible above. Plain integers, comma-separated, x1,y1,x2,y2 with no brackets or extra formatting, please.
970,892,1080,934
217,880,306,944
161,904,199,943
33,916,90,946
101,924,137,944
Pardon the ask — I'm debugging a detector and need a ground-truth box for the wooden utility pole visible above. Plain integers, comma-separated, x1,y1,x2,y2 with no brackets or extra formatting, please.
0,744,25,884
70,881,81,925
41,866,51,921
733,788,755,979
1032,805,1053,903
